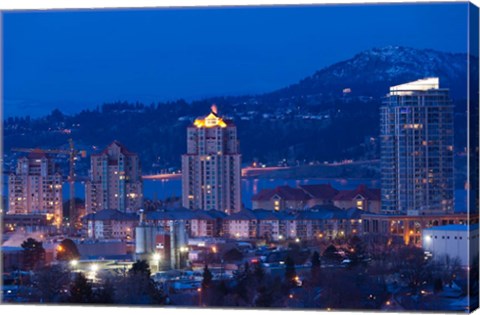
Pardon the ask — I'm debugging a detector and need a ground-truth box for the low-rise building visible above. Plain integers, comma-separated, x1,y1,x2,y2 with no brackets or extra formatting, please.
251,186,310,211
2,213,56,234
82,209,138,240
222,210,258,239
299,184,339,207
361,212,478,246
252,183,379,212
145,208,226,238
332,184,381,213
295,206,365,240
422,224,479,266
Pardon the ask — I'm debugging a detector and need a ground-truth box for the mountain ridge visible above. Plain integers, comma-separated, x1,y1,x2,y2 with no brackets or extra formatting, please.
3,46,475,173
261,45,476,103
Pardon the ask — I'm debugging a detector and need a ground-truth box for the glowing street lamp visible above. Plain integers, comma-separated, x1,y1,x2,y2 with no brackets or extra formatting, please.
90,264,99,272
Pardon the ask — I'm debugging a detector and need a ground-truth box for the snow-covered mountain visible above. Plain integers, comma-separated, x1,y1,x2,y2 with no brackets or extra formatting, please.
269,46,477,101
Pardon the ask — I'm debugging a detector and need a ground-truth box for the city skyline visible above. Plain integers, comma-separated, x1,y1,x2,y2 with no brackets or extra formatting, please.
1,2,478,311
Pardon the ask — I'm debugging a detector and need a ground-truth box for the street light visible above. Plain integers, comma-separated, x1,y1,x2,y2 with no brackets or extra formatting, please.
152,253,161,273
70,260,78,268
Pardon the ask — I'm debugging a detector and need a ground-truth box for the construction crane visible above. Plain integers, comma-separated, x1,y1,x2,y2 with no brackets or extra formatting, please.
12,139,87,231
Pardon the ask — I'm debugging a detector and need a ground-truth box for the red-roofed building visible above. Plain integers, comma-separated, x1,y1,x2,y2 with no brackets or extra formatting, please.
299,184,339,207
333,184,381,213
252,186,310,211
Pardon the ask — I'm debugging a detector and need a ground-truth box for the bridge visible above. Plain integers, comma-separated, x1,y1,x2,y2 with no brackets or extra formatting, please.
142,166,291,180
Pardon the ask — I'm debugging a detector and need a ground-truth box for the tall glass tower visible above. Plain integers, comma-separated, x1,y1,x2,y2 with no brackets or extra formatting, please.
380,78,454,215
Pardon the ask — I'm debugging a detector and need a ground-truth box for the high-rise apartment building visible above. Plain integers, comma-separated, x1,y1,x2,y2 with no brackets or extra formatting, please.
380,78,454,215
85,141,143,214
8,151,63,226
182,106,242,213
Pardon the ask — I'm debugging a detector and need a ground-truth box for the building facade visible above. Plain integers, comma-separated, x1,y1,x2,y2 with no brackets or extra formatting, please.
251,186,311,211
82,209,138,240
422,224,479,266
85,141,143,214
332,184,381,213
361,212,478,246
182,106,242,213
380,78,454,215
8,152,63,226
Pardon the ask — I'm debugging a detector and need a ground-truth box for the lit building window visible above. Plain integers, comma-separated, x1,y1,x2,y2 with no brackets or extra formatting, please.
356,200,364,210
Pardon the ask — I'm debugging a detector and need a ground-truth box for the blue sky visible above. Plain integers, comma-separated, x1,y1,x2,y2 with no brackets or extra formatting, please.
3,3,469,117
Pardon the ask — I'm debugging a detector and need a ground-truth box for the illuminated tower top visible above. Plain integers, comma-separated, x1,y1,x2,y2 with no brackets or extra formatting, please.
193,105,228,128
388,77,442,96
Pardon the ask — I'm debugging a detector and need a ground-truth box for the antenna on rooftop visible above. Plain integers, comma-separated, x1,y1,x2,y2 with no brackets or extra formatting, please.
211,104,218,115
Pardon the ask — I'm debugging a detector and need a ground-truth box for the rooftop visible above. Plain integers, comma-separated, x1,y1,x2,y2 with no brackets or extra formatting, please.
92,140,137,157
82,209,139,221
193,105,229,129
299,184,339,200
252,185,310,202
332,184,380,201
424,224,479,232
390,77,439,92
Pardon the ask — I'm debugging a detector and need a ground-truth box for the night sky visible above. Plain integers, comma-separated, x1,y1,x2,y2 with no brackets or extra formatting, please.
3,3,469,117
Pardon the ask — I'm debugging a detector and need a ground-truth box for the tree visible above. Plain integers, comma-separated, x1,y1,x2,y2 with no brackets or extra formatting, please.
56,239,81,261
322,244,342,264
255,285,273,307
433,278,443,293
115,260,165,305
348,236,367,265
223,248,244,262
69,273,93,303
33,264,70,303
93,278,115,304
62,198,85,222
253,262,265,284
129,260,151,278
202,264,213,290
393,246,431,295
21,238,46,270
285,256,297,288
311,251,321,284
441,255,462,287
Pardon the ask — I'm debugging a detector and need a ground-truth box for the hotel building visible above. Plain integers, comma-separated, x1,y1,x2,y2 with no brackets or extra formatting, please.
85,141,143,214
182,106,242,213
